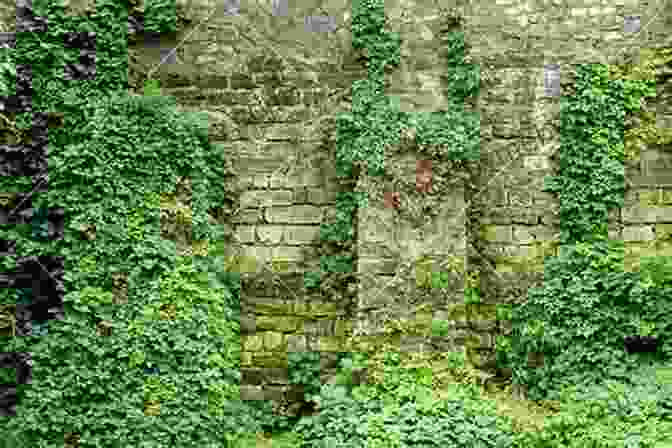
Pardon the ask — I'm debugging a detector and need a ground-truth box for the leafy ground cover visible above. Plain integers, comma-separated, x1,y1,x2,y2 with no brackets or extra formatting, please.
238,352,672,448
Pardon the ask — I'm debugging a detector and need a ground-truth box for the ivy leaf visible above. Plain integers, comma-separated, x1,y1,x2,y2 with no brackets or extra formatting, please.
143,78,162,97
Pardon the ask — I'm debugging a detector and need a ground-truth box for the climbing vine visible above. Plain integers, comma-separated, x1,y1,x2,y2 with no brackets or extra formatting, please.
311,0,481,313
0,1,261,446
499,56,672,403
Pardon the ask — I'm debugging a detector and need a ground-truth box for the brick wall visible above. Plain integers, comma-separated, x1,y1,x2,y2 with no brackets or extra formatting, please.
129,0,672,410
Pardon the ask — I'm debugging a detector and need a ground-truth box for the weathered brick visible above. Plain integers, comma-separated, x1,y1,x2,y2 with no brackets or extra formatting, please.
283,225,321,245
239,190,293,208
265,205,324,224
280,169,325,189
234,225,256,243
230,209,262,224
160,1,669,400
256,225,284,244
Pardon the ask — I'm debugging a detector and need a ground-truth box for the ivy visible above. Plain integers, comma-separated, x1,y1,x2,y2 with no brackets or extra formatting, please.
288,351,323,399
315,0,481,329
143,0,177,35
310,4,672,447
3,0,671,446
0,1,260,445
502,61,672,408
0,47,16,96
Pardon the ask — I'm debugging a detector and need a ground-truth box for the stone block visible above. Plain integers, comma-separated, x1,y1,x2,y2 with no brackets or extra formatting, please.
302,319,334,337
283,225,321,245
481,225,514,244
287,335,308,352
230,209,263,225
241,334,263,352
306,187,339,204
240,368,265,385
234,225,256,243
255,225,284,244
358,257,400,275
239,385,265,400
622,225,656,242
315,336,346,352
240,190,294,208
229,72,255,89
256,315,302,332
240,351,253,367
270,169,325,189
261,385,286,402
252,351,288,369
262,331,287,351
239,314,256,333
265,205,324,224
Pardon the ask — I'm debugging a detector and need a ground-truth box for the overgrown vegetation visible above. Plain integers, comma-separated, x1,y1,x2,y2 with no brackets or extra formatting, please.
0,1,282,446
1,0,671,447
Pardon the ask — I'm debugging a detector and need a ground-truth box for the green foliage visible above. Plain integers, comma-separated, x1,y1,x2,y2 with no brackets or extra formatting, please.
64,285,115,320
543,64,652,243
512,369,672,447
441,31,480,105
506,238,669,400
0,0,278,445
143,0,177,34
429,271,450,289
13,1,131,112
463,286,481,304
321,0,481,347
329,351,371,395
3,0,670,446
300,7,672,448
0,47,16,97
2,252,266,446
143,78,163,97
0,367,15,384
639,256,672,290
288,351,323,399
504,62,672,407
430,318,451,337
294,377,518,448
304,271,322,289
190,254,242,322
351,0,401,73
408,108,481,162
320,255,355,274
319,192,369,242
